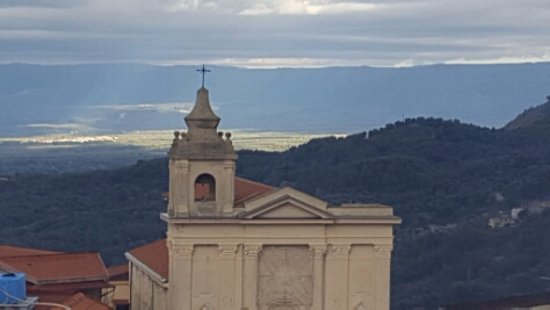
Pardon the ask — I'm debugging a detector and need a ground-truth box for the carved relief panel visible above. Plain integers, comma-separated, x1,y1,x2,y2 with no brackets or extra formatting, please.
258,246,313,310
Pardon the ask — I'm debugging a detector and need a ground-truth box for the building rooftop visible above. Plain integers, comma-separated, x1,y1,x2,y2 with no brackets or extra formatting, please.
234,176,274,204
0,245,58,258
0,252,109,285
107,263,128,280
127,239,168,282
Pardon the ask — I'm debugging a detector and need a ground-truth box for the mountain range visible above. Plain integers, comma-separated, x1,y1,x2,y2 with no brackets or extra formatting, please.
1,63,550,136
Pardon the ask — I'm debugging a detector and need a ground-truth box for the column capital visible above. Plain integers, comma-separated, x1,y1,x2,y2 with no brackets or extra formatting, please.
309,244,327,257
172,160,189,169
168,241,194,258
329,244,351,257
374,244,393,258
218,244,238,258
244,244,262,258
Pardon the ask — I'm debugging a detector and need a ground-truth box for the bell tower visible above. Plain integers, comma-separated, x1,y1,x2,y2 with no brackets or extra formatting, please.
167,81,237,217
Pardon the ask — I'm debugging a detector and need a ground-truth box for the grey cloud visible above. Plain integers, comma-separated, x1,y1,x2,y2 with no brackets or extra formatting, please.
93,103,194,114
0,0,84,8
0,0,549,66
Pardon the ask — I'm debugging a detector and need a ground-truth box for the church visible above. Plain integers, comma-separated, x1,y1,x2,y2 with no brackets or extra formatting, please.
125,72,401,310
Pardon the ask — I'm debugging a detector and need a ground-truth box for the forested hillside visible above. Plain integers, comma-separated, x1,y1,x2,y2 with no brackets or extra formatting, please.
2,115,550,309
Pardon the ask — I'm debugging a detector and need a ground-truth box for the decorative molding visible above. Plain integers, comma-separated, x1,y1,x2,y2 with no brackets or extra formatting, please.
243,244,262,258
240,195,334,220
173,160,189,169
329,244,351,257
374,244,393,258
354,301,367,310
309,244,327,258
218,244,238,258
171,243,194,258
223,165,235,174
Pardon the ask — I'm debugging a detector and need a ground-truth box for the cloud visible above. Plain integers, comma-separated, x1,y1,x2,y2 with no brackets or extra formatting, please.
238,1,381,15
0,0,549,67
92,102,195,114
23,122,96,133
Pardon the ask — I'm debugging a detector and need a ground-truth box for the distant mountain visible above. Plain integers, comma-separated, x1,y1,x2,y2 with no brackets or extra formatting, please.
504,96,550,130
1,63,550,136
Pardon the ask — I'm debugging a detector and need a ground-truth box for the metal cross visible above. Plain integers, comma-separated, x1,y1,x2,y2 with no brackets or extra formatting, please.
196,64,211,88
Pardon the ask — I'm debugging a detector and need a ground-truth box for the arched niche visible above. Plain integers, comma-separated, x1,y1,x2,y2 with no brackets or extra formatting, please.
194,173,216,202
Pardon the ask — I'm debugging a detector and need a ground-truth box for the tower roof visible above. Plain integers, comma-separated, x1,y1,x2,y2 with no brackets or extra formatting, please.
184,87,220,131
169,85,237,160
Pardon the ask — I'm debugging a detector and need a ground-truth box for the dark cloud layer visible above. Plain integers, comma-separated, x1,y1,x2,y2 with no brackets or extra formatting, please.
0,0,549,67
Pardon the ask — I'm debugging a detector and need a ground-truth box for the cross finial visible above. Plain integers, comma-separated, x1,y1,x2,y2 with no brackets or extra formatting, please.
196,64,211,88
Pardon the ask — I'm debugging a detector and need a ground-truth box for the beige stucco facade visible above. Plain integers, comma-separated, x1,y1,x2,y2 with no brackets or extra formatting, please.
127,85,400,310
164,199,398,310
129,263,168,310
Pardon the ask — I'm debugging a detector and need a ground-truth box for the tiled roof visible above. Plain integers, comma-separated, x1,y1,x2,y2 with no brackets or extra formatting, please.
107,263,128,280
234,176,274,203
0,245,58,257
0,252,109,285
127,239,168,281
61,292,111,310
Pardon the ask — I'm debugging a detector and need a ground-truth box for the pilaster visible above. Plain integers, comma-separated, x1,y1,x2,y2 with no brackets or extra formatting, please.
169,160,189,216
309,244,327,310
325,244,351,310
243,244,262,310
222,163,236,216
169,241,194,310
218,244,238,309
374,245,393,310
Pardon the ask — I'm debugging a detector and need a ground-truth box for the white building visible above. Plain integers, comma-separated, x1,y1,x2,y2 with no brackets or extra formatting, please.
126,84,401,310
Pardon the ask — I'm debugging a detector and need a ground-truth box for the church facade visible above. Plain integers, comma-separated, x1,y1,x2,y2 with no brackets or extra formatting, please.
126,84,401,310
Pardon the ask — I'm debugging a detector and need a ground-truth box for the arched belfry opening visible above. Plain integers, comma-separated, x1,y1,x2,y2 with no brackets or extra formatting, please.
194,173,216,202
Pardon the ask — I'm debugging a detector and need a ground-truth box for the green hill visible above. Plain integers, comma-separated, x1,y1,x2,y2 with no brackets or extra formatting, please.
2,115,550,309
505,96,550,130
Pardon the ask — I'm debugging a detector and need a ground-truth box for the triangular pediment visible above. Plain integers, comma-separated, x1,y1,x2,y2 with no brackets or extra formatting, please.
240,187,333,220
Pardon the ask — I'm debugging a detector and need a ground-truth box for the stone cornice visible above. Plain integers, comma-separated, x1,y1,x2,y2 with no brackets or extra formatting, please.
161,213,401,225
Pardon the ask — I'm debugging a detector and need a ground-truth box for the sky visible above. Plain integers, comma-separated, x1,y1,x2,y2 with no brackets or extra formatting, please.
1,0,550,67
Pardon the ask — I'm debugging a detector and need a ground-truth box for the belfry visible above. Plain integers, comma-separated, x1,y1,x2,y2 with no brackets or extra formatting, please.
167,86,237,217
126,68,401,310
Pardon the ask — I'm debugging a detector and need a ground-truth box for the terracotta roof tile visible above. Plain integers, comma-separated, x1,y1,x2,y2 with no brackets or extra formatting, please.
127,239,168,281
107,264,128,279
234,177,273,202
0,245,58,258
61,292,111,310
32,291,75,305
0,253,109,285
